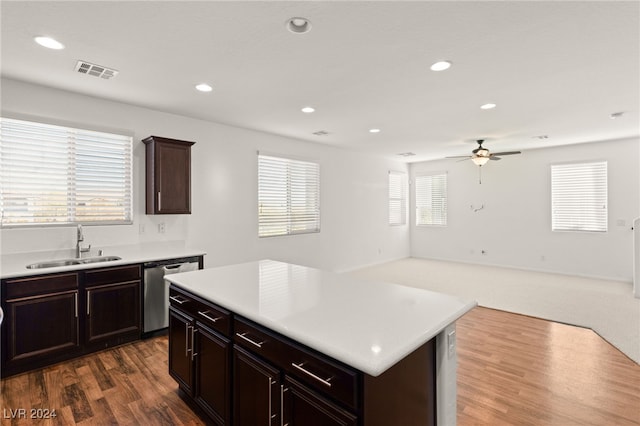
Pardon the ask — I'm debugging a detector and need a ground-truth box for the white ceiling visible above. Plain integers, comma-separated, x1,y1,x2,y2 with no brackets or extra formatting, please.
1,1,638,163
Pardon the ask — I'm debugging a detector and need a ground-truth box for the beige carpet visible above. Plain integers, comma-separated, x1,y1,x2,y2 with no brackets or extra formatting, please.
347,257,640,364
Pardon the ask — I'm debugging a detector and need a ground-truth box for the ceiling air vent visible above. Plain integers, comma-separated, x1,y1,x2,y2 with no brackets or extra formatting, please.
75,60,118,80
312,130,330,136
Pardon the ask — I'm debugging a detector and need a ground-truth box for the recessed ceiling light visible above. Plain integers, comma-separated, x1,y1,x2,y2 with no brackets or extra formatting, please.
369,128,381,133
430,61,451,71
301,106,315,113
480,103,497,110
286,17,312,34
34,36,64,50
195,83,213,92
397,152,416,157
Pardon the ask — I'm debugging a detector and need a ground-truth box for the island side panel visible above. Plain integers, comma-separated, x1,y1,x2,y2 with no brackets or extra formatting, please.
436,323,457,426
363,339,436,426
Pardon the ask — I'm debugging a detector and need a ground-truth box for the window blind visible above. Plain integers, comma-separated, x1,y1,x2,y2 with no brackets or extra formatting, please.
415,172,447,226
0,117,132,227
551,161,607,232
258,153,320,237
389,170,407,225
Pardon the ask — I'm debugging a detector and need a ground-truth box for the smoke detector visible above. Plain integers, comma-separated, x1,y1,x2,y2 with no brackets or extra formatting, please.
75,60,118,79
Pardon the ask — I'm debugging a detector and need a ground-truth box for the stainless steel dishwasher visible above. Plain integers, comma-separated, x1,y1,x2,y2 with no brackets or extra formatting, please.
143,256,200,334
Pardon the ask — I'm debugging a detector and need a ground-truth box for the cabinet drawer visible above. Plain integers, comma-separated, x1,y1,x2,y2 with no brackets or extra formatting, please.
234,317,359,410
194,300,231,337
85,265,141,286
169,286,231,337
4,273,79,300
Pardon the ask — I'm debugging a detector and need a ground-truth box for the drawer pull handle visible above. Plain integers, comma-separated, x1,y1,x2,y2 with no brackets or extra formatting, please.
236,332,264,348
198,310,222,323
291,362,333,388
169,295,188,304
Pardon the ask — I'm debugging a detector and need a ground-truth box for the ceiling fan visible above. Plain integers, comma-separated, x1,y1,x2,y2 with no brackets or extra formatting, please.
447,140,522,184
447,140,521,166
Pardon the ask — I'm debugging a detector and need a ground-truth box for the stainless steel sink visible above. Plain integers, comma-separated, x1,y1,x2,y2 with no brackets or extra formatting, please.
26,256,122,269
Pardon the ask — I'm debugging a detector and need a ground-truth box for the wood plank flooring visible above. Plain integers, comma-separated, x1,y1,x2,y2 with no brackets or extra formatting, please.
1,307,639,425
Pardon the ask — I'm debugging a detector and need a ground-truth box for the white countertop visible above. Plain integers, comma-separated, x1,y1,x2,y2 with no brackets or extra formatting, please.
0,241,206,279
166,259,476,377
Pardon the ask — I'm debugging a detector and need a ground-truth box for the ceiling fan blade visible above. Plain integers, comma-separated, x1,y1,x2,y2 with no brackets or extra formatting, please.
490,156,502,161
446,155,472,158
491,151,521,156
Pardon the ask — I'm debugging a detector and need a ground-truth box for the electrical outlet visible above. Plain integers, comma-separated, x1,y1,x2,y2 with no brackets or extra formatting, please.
447,330,456,359
158,223,166,234
139,224,145,234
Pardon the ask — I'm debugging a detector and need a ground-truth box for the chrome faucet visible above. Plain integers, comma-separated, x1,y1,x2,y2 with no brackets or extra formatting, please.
76,224,91,258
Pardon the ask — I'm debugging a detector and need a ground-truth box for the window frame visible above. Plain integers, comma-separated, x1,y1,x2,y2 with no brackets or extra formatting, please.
388,170,408,226
257,152,320,238
415,171,448,227
550,160,608,233
0,116,133,228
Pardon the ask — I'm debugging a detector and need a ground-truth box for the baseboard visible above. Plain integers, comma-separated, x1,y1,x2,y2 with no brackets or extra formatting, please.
408,255,633,284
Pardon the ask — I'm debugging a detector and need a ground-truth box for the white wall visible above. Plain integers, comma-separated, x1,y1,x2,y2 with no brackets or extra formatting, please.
410,138,639,282
0,78,409,272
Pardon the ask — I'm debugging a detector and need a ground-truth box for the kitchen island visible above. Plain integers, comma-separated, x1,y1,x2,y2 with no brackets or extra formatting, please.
166,260,476,426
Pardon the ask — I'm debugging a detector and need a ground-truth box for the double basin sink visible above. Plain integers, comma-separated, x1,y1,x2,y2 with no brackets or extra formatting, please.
26,256,121,269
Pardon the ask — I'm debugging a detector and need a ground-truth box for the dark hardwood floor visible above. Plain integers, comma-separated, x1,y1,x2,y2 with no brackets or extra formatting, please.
1,307,639,425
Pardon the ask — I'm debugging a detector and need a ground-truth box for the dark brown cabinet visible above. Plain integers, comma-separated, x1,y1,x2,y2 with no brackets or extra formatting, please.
283,376,357,426
1,264,143,377
233,345,281,426
168,284,436,426
1,273,81,375
169,306,194,393
195,324,231,424
169,286,232,425
143,136,195,215
84,265,141,349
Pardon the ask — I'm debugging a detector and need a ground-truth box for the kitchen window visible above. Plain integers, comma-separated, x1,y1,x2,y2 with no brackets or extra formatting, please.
0,117,132,227
551,161,607,232
415,172,447,226
389,170,407,225
258,152,320,237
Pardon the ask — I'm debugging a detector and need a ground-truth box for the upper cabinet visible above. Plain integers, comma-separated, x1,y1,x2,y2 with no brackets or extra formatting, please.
143,136,195,214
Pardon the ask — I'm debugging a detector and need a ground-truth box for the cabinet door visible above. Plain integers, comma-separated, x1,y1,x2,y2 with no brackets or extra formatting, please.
282,376,357,426
86,280,141,344
156,141,191,214
195,323,231,425
5,290,80,363
169,306,194,394
144,136,194,214
233,345,281,426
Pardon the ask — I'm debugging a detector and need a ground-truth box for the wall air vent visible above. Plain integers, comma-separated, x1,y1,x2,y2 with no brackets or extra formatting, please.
75,60,118,79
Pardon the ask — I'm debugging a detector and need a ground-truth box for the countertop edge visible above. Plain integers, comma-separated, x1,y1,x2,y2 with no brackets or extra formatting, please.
1,242,206,279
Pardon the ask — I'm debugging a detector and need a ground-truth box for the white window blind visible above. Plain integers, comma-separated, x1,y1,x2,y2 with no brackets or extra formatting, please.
0,117,132,227
389,170,407,225
258,153,320,237
416,172,447,226
551,161,607,232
